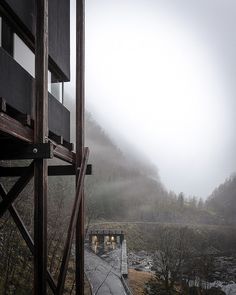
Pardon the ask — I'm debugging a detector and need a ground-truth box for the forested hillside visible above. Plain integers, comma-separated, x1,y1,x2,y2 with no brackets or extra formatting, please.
85,114,216,225
207,175,236,225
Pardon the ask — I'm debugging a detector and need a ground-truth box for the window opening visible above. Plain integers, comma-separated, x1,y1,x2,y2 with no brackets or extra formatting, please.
2,22,64,104
13,33,35,77
49,72,64,103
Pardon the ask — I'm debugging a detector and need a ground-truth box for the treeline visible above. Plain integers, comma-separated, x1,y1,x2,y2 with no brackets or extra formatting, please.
144,225,231,295
206,175,236,225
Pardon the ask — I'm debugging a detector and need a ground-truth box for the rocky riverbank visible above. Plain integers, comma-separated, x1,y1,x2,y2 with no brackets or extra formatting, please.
128,250,236,295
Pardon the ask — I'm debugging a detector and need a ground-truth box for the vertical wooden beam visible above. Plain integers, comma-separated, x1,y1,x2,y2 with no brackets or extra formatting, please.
56,148,89,294
76,0,85,294
34,0,48,294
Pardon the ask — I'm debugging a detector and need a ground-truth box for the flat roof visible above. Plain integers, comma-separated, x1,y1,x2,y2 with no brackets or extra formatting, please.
88,229,124,235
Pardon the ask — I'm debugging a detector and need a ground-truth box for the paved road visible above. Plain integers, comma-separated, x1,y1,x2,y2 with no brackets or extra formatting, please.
85,249,127,295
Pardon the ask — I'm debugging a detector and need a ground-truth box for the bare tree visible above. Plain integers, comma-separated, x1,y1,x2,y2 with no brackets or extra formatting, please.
152,226,192,293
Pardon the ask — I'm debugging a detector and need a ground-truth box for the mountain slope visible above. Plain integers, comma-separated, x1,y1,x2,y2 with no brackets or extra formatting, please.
207,175,236,224
85,113,169,221
85,114,215,224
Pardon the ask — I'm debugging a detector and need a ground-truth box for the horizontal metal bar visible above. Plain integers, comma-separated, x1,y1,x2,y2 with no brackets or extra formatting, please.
0,164,92,177
0,143,54,160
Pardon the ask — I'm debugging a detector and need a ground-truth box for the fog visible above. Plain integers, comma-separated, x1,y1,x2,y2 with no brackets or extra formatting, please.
66,0,236,199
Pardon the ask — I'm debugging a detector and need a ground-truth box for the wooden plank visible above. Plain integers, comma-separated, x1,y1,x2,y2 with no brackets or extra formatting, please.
0,142,53,160
0,112,33,142
0,184,57,293
76,1,86,293
0,112,75,163
56,147,89,294
34,0,48,293
0,161,34,218
53,143,76,163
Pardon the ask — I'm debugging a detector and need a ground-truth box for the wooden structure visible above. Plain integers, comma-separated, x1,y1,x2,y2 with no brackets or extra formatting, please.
0,0,89,294
89,229,128,278
89,229,125,251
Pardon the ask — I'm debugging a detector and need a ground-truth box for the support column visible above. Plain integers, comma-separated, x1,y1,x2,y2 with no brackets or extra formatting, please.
34,0,48,293
76,0,85,294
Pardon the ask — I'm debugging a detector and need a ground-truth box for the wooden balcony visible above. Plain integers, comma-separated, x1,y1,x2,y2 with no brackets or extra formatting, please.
0,47,70,143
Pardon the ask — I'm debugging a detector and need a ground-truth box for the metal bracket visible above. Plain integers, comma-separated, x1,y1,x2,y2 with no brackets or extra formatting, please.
0,142,54,160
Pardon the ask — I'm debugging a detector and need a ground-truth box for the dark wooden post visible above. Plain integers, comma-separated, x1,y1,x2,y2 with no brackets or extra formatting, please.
76,0,85,294
34,0,48,293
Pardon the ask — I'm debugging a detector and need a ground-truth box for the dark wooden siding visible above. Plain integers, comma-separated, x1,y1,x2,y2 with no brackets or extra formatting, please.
0,46,33,114
2,0,70,81
48,93,70,142
48,0,70,81
0,47,70,142
4,0,35,34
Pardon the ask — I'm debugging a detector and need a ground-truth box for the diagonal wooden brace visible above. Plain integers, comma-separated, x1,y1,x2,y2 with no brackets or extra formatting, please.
0,184,57,293
56,147,89,294
0,161,34,218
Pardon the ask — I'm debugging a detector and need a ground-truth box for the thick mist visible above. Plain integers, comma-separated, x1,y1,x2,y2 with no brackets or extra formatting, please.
65,0,236,199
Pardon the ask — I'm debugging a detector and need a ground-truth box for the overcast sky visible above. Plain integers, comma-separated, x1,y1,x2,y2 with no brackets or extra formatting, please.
68,0,236,199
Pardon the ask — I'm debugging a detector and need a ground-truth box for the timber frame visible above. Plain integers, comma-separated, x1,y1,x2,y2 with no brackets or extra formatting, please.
0,0,89,294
